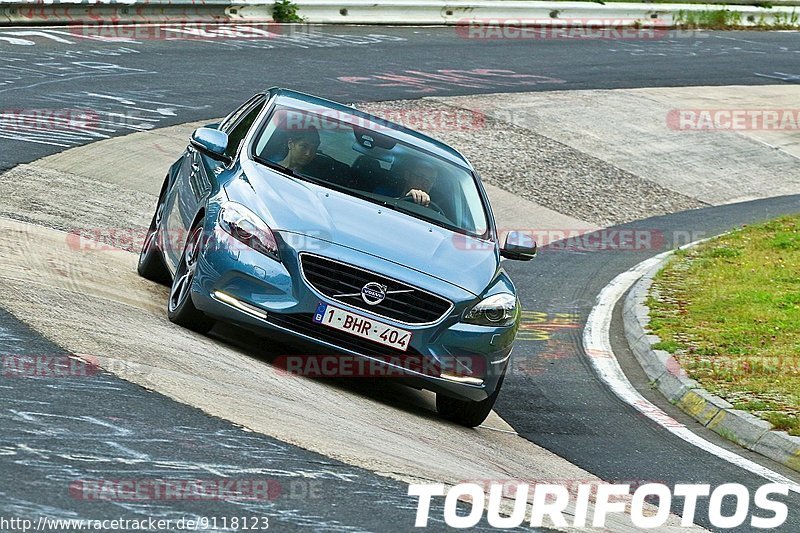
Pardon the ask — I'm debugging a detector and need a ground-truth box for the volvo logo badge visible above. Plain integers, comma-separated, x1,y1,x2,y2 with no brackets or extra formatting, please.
361,282,386,305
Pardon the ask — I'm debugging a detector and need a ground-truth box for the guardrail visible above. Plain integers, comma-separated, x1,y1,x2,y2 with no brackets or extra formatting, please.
286,0,799,25
0,0,797,26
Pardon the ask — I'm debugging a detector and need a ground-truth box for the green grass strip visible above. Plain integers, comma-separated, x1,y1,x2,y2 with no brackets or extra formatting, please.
648,214,800,435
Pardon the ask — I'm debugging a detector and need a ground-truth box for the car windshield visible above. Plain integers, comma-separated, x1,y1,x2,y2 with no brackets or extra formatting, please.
252,105,489,237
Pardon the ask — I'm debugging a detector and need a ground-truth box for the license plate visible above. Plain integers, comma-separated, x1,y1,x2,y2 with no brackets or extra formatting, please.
313,302,412,351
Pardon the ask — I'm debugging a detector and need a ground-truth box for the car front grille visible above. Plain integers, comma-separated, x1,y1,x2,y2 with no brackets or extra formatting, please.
299,253,453,325
265,312,440,376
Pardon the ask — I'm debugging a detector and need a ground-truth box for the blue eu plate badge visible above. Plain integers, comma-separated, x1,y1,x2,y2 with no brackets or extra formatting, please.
313,302,327,324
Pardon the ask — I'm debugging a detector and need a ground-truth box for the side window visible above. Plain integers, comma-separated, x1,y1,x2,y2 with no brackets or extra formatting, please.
223,96,267,159
219,94,264,133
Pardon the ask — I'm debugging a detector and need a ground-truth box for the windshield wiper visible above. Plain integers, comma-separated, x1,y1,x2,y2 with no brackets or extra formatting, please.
256,157,304,179
389,199,462,233
390,199,430,218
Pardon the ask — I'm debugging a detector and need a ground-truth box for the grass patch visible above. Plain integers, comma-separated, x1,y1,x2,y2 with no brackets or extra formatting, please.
272,0,303,23
771,9,800,26
676,9,743,29
652,340,682,352
648,214,800,436
675,8,800,29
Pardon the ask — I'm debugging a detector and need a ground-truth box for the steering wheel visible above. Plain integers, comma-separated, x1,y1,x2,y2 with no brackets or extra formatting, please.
399,194,447,218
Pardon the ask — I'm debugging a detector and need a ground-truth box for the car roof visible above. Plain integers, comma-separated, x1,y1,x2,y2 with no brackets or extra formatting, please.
269,87,473,170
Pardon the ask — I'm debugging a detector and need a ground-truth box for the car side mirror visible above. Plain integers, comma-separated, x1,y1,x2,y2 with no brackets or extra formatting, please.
190,128,230,161
500,231,537,261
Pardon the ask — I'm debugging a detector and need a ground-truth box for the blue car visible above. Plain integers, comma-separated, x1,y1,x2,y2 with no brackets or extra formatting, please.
138,88,536,426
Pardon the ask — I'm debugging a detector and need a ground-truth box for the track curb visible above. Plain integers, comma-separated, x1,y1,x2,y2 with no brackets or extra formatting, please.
623,241,800,473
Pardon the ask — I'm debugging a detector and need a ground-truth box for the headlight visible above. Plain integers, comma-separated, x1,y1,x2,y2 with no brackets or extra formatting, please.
463,293,518,327
218,202,280,261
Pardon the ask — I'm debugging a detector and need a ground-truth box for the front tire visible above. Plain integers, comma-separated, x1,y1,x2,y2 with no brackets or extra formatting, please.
167,224,215,334
436,369,506,428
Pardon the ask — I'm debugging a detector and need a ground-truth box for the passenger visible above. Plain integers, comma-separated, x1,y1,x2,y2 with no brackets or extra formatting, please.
276,126,320,172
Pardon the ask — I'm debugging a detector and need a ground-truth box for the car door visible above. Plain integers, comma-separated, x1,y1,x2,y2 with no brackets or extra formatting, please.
162,144,199,271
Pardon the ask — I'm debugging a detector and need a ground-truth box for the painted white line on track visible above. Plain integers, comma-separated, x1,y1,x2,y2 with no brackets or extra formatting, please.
0,36,35,46
5,30,75,44
583,246,800,493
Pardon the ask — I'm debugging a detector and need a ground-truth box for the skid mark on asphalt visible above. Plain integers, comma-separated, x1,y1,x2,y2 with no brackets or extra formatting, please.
0,45,148,93
755,72,800,82
0,90,210,147
608,34,800,57
0,26,406,49
337,68,566,94
0,27,405,101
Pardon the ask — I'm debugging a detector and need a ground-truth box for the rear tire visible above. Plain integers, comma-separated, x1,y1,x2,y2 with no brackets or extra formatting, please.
436,369,506,428
167,223,215,334
137,186,171,285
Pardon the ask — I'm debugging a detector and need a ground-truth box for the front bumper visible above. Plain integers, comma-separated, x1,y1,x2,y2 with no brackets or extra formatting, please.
191,225,515,402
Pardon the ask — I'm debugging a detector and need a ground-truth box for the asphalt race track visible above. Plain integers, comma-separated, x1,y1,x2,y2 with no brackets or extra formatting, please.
1,24,800,531
2,27,799,168
500,196,800,530
0,307,501,532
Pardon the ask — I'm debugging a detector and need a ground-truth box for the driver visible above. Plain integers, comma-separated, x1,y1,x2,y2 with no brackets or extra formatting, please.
394,157,437,207
277,126,320,172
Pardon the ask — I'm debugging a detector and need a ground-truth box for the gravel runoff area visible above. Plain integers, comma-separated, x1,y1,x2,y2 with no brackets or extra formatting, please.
0,164,153,253
0,98,706,235
0,97,708,242
357,99,707,227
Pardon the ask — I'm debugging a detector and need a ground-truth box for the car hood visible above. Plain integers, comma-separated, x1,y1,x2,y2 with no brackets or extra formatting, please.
226,160,498,296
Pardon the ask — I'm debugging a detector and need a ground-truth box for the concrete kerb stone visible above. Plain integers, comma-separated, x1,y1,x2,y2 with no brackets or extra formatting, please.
622,242,800,472
676,388,725,427
654,359,700,404
708,407,773,450
753,431,800,472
